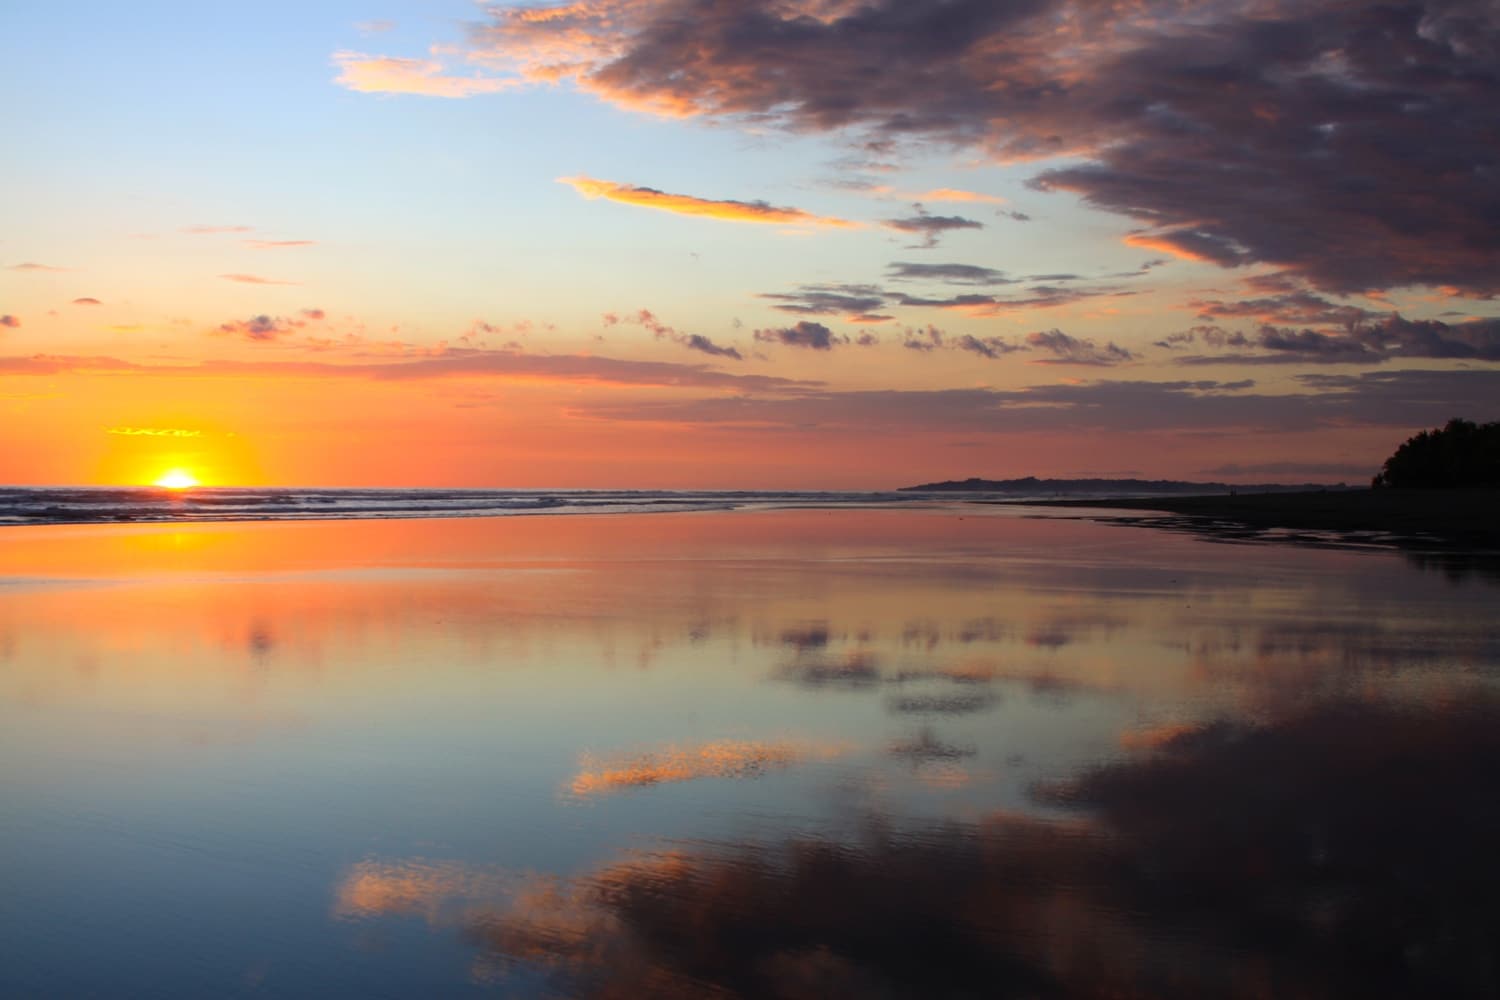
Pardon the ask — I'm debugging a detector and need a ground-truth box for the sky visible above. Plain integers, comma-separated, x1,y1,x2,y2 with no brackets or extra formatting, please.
2,0,1498,489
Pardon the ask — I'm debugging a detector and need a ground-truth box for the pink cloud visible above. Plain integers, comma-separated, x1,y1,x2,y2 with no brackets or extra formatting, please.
332,50,513,98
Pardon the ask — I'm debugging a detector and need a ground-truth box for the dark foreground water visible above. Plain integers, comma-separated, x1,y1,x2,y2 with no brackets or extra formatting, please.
2,509,1497,997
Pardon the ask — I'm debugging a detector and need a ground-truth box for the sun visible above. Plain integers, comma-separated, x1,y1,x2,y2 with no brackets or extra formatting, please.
153,469,201,490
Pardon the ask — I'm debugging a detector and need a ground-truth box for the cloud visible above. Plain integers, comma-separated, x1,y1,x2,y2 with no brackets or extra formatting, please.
300,308,326,320
883,204,983,248
559,175,854,227
607,308,742,359
0,348,817,393
105,426,204,438
1190,290,1378,327
0,315,19,328
332,50,513,98
218,314,306,341
754,320,843,350
220,273,299,286
244,239,316,249
760,284,890,322
901,325,1023,360
71,297,101,305
6,262,68,272
1026,330,1137,366
465,0,1500,295
355,19,396,35
886,262,1013,286
910,187,1005,204
1177,314,1500,365
183,224,252,235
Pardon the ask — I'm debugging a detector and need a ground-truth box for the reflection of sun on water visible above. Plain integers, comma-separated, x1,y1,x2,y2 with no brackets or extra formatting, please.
153,469,200,490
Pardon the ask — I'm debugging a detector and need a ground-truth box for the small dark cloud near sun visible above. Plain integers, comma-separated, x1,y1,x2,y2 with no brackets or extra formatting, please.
0,314,20,328
72,297,102,306
754,321,844,351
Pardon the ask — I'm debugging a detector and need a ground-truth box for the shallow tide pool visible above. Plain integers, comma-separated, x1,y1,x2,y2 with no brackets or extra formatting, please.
3,508,1497,997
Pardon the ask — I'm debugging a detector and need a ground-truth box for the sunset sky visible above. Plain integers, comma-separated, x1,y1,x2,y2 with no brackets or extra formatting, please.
3,0,1497,488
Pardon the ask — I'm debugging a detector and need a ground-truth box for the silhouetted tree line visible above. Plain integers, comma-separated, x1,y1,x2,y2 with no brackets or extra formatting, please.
1373,418,1500,488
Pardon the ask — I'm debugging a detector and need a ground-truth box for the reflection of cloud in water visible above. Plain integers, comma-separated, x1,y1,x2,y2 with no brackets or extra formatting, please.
773,651,881,689
568,739,846,797
778,624,831,650
339,696,1500,998
886,691,999,716
887,728,976,764
334,859,517,922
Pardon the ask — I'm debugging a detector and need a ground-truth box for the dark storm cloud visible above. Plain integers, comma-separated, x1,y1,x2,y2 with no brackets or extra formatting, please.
473,0,1500,295
1026,329,1137,366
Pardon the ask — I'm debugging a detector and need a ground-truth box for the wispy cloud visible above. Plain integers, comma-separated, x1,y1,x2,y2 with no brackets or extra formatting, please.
332,50,513,98
72,297,101,306
183,224,252,235
1026,330,1137,366
0,315,19,328
886,262,1013,286
603,308,742,359
6,262,68,272
244,239,316,250
910,188,1006,205
0,349,818,392
220,273,299,286
559,176,855,228
760,284,890,323
883,204,983,248
902,325,1023,360
105,426,204,438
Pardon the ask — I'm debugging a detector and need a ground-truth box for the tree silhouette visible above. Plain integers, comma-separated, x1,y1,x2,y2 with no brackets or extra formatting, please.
1373,419,1500,488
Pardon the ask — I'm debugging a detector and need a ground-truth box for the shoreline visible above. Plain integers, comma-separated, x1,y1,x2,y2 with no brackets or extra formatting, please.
1016,488,1500,550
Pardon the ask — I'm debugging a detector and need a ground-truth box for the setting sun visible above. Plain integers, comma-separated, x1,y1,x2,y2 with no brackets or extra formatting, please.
153,469,200,490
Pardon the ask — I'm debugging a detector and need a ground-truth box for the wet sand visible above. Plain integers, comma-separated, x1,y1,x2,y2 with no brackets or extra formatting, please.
1027,488,1500,549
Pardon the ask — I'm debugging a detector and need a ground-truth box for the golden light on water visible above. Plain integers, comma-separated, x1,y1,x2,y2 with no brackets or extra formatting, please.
153,469,200,490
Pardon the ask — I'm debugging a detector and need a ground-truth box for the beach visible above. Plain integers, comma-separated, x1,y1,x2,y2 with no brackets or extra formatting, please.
3,506,1498,997
1030,487,1500,549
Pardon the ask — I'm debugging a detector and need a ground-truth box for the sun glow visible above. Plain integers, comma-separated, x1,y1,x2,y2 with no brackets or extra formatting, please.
153,469,201,490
